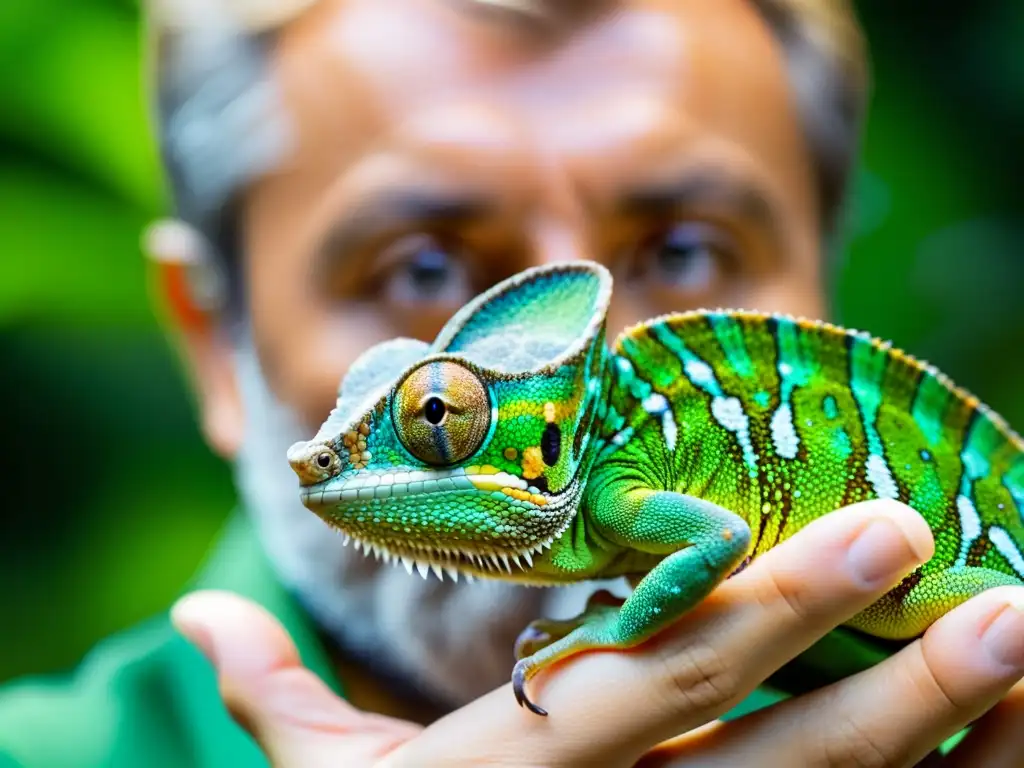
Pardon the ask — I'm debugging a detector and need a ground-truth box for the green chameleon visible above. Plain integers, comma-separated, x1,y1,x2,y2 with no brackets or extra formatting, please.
288,262,1024,716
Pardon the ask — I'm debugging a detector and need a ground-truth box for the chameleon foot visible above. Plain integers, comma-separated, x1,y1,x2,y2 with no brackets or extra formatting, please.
512,598,622,717
511,491,751,716
513,590,624,660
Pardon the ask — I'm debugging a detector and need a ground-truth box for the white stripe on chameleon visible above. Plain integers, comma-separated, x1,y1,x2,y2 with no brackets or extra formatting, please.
867,454,900,500
849,339,900,500
611,427,634,447
955,494,983,567
642,393,678,452
711,397,758,473
770,322,808,461
683,359,716,388
642,393,668,413
989,526,1024,579
770,404,800,460
662,408,678,452
314,466,530,501
651,325,758,476
955,422,992,567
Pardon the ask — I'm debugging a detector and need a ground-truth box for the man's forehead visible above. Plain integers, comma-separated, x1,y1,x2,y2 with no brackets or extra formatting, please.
270,0,784,147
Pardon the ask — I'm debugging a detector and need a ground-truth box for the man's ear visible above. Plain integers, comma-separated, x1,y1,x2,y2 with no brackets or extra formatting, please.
144,219,243,459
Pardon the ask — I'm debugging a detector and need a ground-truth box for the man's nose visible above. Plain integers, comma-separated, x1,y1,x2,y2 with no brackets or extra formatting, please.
525,221,592,269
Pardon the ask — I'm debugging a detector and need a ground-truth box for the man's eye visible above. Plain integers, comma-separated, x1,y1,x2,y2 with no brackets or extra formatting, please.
381,235,471,306
641,222,732,292
647,225,729,290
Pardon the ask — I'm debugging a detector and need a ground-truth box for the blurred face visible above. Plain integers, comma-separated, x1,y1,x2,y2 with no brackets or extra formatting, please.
240,0,824,433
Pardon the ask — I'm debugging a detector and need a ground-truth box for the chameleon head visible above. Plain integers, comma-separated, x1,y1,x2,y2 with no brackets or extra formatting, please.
287,356,586,580
289,262,611,580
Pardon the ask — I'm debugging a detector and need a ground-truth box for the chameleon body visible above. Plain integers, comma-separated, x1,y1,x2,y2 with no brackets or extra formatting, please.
288,262,1024,715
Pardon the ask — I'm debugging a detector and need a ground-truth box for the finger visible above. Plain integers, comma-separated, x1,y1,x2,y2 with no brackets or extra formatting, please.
945,679,1024,767
637,500,934,742
641,586,1024,768
382,500,934,767
171,590,420,767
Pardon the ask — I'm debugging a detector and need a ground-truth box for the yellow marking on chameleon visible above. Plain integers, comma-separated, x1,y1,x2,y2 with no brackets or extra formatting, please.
522,446,544,480
479,465,501,475
502,396,582,424
358,423,370,436
499,487,548,506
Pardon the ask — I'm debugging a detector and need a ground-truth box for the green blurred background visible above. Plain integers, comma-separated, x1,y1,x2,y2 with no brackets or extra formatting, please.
1,0,1021,685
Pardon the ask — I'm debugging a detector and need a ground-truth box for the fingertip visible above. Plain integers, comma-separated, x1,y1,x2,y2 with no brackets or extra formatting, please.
171,589,300,679
928,585,1024,669
830,499,936,565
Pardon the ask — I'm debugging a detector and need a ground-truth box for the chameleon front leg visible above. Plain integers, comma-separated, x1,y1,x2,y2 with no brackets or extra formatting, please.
512,489,752,715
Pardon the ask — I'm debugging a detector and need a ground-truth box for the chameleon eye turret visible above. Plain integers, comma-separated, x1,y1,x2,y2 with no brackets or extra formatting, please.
393,360,491,466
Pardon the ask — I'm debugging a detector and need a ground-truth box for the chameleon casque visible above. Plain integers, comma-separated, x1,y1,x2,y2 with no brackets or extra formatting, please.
287,262,1024,716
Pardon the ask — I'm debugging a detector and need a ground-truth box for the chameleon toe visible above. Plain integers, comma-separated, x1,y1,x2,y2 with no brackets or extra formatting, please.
512,661,548,716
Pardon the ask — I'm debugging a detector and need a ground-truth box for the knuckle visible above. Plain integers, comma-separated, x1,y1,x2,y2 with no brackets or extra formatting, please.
906,646,964,712
753,563,814,623
819,717,895,768
657,639,744,715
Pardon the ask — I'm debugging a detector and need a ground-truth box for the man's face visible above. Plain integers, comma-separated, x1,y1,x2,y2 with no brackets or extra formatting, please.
241,0,824,435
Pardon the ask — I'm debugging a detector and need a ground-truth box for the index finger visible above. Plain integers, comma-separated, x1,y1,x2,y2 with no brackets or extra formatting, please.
382,500,933,768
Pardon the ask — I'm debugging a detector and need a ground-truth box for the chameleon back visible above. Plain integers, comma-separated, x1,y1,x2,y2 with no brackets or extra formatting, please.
607,310,1024,591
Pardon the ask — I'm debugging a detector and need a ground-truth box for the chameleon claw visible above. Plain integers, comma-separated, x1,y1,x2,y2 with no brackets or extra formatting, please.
512,661,548,716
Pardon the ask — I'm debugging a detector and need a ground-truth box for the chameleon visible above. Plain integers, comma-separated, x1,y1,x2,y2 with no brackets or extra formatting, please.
287,261,1024,716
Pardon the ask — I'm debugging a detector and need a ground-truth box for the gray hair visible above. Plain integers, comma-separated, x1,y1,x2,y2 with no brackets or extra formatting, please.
149,0,868,313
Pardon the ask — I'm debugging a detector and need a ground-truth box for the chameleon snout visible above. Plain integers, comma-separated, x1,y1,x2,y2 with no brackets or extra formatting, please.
287,440,341,486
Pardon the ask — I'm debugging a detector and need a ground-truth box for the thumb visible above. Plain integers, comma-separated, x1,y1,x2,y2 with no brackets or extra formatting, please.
171,590,420,767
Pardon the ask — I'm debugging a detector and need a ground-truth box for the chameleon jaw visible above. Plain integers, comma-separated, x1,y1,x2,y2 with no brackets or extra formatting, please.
298,465,581,583
327,527,570,584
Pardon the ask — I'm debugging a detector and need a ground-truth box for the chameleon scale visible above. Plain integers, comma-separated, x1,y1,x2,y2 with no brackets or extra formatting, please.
288,262,1024,716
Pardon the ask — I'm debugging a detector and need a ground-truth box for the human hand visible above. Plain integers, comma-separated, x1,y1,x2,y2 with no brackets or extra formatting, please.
171,500,1024,767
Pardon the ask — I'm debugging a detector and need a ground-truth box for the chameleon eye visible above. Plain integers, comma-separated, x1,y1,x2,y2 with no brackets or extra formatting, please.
393,361,490,466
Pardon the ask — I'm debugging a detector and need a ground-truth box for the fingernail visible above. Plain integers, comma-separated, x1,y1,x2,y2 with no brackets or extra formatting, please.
847,519,925,586
982,597,1024,671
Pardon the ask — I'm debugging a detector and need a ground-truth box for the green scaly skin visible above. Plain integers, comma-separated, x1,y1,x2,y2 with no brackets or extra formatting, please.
287,263,1024,716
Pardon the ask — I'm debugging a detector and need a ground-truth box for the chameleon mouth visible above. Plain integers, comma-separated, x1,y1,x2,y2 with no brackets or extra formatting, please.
299,464,581,583
324,526,572,583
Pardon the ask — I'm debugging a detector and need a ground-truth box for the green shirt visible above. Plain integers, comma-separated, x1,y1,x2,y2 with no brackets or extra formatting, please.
0,512,780,768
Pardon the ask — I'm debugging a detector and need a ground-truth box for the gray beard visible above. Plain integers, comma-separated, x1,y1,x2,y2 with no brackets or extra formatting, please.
230,337,623,707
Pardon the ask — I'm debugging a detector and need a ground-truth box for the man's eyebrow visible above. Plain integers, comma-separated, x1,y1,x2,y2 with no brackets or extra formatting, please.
619,167,780,232
312,189,495,272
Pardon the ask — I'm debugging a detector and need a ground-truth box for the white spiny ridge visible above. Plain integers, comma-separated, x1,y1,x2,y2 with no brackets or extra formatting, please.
327,509,574,583
302,465,536,506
